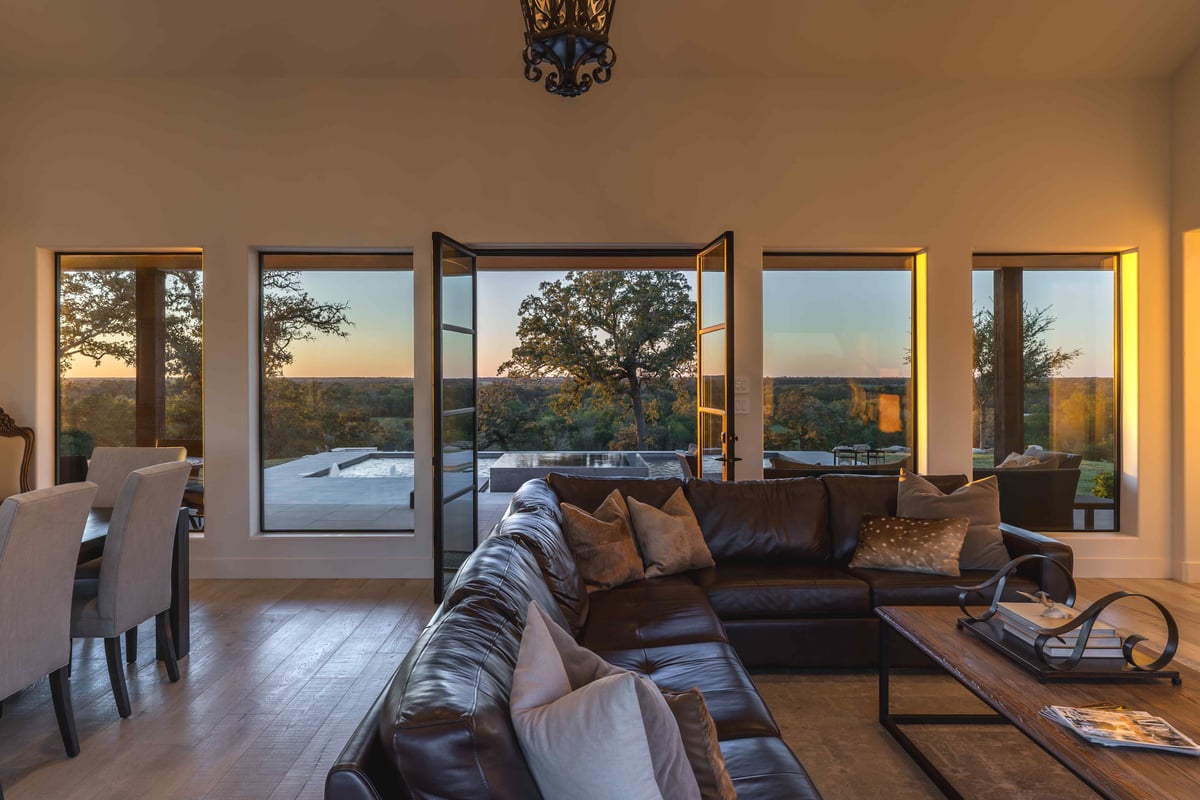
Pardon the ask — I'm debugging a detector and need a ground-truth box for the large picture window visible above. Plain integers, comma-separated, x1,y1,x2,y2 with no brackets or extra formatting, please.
762,253,915,471
972,254,1119,531
259,252,414,532
57,252,204,482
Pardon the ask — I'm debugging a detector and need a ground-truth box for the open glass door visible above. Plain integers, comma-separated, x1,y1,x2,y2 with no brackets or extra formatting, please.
432,233,478,601
696,232,737,480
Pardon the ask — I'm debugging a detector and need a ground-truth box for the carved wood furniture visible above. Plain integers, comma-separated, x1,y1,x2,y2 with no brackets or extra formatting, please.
0,407,34,501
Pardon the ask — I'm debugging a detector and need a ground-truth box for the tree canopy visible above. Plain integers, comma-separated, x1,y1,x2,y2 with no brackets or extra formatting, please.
499,270,695,450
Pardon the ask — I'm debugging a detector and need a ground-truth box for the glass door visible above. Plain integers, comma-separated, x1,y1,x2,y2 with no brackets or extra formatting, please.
433,233,478,601
696,232,736,480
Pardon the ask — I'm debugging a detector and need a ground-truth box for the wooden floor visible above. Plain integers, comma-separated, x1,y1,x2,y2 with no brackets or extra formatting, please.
0,577,1197,799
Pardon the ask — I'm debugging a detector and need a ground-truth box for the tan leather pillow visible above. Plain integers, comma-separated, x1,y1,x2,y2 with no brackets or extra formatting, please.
626,488,715,578
663,689,737,800
896,469,1010,570
849,514,969,576
560,490,644,592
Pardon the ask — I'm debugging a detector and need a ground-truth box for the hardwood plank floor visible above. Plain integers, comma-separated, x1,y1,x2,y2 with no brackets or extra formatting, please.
0,577,1194,798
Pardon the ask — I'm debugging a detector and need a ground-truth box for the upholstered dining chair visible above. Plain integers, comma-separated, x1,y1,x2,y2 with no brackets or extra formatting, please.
70,461,190,718
0,481,98,794
84,446,186,508
0,407,34,503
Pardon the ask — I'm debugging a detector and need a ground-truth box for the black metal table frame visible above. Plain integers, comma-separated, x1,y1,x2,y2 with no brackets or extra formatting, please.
877,622,1107,800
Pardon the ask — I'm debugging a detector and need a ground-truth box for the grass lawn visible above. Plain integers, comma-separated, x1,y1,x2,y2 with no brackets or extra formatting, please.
971,452,1113,497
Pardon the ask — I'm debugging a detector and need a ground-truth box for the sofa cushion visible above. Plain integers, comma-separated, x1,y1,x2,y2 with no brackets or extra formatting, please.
547,473,684,514
694,563,871,619
719,737,822,800
492,510,589,633
441,532,571,632
848,514,969,577
822,473,968,562
627,488,715,578
664,689,738,800
849,567,1040,606
897,470,1010,570
595,641,779,741
561,490,644,592
684,478,829,561
511,603,699,800
378,599,541,799
578,575,728,651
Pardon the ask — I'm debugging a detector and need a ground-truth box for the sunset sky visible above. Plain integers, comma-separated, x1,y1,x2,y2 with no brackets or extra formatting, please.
63,267,1114,381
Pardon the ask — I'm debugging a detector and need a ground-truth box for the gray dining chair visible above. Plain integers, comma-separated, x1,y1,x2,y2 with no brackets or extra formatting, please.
0,482,99,790
70,461,190,718
84,446,186,508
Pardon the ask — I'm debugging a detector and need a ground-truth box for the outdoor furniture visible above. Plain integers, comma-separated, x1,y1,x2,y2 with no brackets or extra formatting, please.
1075,494,1116,531
972,466,1082,531
0,482,98,796
70,462,190,718
84,446,186,508
0,407,33,502
156,438,204,531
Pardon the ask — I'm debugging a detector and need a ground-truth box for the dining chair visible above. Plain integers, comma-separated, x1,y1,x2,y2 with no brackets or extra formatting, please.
0,407,34,503
0,481,99,794
70,461,190,718
84,446,186,508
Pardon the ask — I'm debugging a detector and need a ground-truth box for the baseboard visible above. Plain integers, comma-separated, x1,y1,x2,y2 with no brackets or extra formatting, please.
1176,561,1200,583
1070,555,1171,579
190,555,433,579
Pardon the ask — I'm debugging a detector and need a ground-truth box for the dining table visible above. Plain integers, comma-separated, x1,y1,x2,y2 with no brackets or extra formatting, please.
78,506,190,660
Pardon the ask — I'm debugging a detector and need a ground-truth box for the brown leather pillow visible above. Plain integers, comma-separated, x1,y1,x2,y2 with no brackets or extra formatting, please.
849,514,969,576
560,490,644,592
663,689,737,800
626,488,715,578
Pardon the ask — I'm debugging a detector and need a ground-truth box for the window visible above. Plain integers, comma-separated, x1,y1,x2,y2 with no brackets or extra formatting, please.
762,253,915,469
972,254,1119,531
259,252,414,532
57,252,204,479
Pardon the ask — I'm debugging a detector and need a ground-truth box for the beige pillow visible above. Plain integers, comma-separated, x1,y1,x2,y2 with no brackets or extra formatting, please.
510,603,700,800
626,488,715,578
896,469,1010,570
849,514,969,576
560,490,644,592
663,690,737,800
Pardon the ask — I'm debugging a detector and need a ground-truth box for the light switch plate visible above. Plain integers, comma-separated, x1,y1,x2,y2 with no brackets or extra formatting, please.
734,376,749,394
734,396,750,414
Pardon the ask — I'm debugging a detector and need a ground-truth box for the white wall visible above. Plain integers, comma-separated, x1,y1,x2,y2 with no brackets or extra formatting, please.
0,76,1173,578
1172,47,1200,581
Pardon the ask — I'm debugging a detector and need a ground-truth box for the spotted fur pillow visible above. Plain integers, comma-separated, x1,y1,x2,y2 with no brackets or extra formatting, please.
849,514,969,576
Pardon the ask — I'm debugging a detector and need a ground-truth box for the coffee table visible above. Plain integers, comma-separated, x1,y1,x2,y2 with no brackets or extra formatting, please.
877,605,1200,800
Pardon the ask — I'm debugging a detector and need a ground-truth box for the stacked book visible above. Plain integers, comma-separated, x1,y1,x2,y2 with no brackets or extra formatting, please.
998,602,1123,659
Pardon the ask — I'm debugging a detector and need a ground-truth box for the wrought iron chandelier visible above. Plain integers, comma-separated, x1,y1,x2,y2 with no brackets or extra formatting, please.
520,0,616,98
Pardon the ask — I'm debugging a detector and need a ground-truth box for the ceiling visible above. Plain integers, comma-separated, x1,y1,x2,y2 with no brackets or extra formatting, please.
2,0,1199,80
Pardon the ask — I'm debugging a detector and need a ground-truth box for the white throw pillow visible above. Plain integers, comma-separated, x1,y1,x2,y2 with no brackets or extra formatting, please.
510,603,700,800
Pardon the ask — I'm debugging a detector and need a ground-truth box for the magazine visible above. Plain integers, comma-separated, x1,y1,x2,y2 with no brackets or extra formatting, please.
1041,705,1200,755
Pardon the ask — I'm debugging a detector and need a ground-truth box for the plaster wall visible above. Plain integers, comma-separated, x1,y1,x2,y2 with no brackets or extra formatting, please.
0,77,1172,578
1172,46,1200,581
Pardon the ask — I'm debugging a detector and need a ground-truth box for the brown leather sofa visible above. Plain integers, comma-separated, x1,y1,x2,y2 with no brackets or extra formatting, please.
325,473,1072,800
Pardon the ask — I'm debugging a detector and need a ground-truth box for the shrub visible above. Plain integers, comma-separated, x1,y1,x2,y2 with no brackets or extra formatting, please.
1093,470,1115,499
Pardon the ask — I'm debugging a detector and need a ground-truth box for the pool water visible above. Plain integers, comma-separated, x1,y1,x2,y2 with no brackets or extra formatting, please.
336,456,416,478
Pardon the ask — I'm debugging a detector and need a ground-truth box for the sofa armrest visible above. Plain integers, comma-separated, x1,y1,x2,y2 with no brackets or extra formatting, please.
1000,523,1074,601
325,680,406,800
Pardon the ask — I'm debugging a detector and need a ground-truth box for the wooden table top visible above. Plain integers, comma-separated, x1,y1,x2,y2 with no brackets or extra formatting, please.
878,605,1200,800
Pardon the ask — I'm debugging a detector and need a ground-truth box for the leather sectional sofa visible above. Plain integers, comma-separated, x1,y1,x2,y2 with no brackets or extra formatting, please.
326,473,1073,800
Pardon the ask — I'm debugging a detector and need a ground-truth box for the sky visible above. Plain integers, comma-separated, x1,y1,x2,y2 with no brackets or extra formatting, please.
62,266,1114,381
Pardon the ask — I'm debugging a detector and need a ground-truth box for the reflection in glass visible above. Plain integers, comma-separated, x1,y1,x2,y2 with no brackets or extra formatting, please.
697,411,725,478
442,331,475,411
699,330,726,410
700,241,725,331
442,245,474,330
761,266,912,467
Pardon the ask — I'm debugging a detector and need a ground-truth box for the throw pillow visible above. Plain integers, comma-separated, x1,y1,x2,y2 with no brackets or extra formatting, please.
663,689,738,800
896,469,1010,570
626,488,715,578
848,514,969,576
510,603,700,800
560,490,644,592
997,452,1037,468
